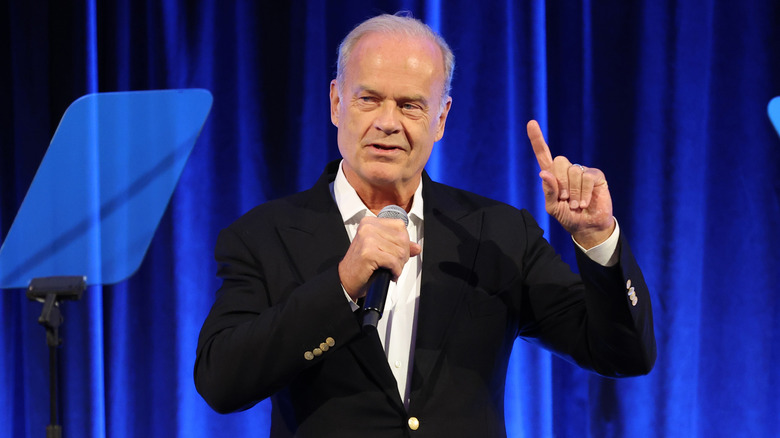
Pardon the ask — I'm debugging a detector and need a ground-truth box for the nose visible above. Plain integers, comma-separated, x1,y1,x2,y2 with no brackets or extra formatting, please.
373,102,402,135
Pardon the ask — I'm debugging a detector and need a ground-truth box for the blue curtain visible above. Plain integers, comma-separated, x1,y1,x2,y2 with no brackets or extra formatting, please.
2,1,779,437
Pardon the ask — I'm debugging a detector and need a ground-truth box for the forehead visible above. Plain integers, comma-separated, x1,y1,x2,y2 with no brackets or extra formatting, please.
344,32,445,92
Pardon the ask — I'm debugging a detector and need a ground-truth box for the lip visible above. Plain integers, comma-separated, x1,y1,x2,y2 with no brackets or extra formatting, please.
365,143,405,153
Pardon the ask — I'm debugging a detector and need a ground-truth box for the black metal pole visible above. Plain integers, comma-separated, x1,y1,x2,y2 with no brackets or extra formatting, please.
47,340,62,438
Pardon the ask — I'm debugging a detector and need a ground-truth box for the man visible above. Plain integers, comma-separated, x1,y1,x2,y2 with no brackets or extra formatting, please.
195,13,655,438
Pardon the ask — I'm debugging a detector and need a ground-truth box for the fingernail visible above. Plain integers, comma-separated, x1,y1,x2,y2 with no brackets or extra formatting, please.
570,200,579,209
561,189,569,199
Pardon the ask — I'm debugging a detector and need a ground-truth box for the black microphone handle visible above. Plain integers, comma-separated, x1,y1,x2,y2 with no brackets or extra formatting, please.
360,204,409,330
362,268,392,329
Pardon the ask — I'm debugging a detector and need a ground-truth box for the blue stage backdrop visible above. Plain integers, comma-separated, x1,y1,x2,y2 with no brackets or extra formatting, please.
2,1,779,437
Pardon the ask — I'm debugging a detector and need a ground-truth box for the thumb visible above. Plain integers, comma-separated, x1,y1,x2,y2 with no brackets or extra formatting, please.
409,242,422,257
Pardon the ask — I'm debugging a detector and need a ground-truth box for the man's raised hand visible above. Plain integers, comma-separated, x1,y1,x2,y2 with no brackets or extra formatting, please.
526,120,615,249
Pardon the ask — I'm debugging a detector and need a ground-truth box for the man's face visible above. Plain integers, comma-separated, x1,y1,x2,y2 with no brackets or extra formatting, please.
330,32,452,196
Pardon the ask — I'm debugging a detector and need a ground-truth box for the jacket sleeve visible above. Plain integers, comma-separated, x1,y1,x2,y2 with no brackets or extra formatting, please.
193,223,362,414
516,210,656,377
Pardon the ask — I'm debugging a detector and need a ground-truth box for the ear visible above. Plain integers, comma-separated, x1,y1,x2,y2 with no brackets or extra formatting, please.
329,80,340,127
434,96,452,142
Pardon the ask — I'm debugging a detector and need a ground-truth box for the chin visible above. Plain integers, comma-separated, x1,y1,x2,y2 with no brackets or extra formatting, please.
362,162,403,181
364,173,402,188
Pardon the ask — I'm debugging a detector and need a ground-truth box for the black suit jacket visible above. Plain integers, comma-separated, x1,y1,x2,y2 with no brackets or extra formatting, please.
195,160,656,437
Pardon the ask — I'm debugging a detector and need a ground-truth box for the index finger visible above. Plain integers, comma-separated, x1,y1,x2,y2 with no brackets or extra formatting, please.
527,120,553,171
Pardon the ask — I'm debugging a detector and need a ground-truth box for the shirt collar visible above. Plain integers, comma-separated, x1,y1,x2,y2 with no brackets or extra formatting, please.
332,160,424,224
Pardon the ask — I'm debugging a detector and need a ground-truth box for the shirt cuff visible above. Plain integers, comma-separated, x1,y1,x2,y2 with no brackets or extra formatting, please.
343,286,360,311
572,217,620,267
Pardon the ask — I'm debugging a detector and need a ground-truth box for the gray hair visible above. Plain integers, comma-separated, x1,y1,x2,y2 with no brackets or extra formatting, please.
335,12,455,110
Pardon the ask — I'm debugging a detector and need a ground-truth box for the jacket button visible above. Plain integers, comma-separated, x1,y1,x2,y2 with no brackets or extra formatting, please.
325,337,335,347
304,351,314,361
408,416,419,431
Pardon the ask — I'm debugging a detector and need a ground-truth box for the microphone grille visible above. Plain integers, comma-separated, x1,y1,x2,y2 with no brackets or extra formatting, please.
377,205,409,226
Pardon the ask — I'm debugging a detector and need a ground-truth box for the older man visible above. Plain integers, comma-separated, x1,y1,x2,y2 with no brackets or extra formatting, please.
195,13,655,438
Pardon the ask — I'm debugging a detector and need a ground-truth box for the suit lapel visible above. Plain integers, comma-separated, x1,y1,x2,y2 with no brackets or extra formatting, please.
277,183,349,282
411,176,484,400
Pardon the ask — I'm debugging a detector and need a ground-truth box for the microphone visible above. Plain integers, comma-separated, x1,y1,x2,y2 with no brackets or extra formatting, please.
362,205,409,330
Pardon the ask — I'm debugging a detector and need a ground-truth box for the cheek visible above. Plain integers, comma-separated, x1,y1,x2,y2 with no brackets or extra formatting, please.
409,120,440,146
337,116,357,141
343,110,374,136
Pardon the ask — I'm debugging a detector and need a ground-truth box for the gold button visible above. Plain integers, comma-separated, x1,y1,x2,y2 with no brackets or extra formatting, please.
626,279,632,289
631,297,638,307
320,342,329,352
313,348,323,357
304,351,314,361
325,337,335,347
408,416,419,431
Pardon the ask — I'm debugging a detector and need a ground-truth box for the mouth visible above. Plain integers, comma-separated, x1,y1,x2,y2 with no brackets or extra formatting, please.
368,143,404,152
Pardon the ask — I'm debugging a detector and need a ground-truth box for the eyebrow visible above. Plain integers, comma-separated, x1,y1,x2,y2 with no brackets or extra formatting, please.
355,86,430,108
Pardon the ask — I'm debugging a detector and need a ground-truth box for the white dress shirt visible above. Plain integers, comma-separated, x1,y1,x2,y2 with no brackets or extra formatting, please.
331,162,423,408
330,161,619,409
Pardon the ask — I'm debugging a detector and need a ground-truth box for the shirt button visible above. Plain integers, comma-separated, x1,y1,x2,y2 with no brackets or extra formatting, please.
394,360,402,368
408,416,420,431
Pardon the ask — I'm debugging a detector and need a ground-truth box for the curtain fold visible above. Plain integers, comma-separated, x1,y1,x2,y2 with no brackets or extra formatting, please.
2,1,778,437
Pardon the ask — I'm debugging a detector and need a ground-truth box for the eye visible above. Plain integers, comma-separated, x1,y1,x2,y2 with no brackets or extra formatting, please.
355,95,380,109
400,102,425,118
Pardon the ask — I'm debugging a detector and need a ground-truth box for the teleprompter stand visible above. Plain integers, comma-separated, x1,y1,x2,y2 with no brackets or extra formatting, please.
26,276,86,438
0,89,213,437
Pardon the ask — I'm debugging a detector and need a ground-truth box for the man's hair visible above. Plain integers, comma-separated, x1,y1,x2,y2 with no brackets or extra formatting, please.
335,12,455,110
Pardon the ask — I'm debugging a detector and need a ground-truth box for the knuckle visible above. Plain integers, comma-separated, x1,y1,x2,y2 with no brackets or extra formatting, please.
583,169,596,179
